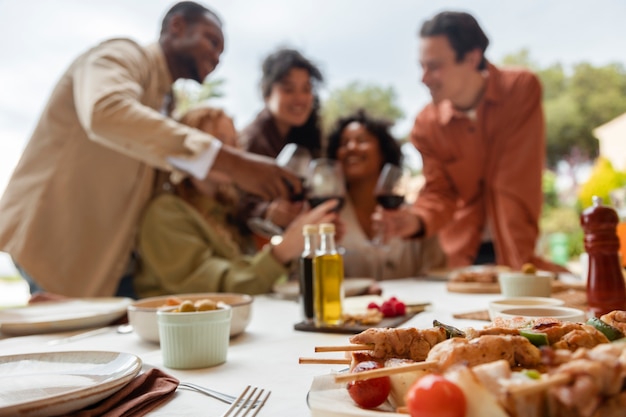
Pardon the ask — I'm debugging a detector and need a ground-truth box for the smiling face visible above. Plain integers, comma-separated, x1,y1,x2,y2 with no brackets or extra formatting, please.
419,35,478,105
166,12,224,83
265,68,314,133
336,122,383,183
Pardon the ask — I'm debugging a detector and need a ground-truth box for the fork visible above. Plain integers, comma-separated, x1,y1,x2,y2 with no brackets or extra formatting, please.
178,382,241,404
219,385,271,417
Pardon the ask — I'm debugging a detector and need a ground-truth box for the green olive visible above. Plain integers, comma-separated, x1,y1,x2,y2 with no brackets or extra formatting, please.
178,300,196,312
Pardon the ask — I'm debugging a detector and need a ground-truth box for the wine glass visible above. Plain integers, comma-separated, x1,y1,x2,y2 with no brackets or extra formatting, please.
372,163,407,280
375,163,407,210
275,143,311,202
247,144,312,238
306,158,346,212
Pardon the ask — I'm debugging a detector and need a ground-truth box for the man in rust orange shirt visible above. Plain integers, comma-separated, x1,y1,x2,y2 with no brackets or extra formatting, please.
382,11,566,272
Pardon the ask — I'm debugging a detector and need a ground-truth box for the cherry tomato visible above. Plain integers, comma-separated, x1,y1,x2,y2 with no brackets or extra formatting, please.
346,361,391,409
405,374,466,417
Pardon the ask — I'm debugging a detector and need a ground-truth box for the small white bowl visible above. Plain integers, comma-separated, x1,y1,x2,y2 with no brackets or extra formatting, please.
498,271,555,297
158,305,231,369
488,297,565,321
497,306,586,323
128,293,252,343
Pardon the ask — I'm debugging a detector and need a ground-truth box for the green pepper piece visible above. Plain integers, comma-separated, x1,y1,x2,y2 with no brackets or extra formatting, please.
586,317,625,341
433,320,466,338
519,329,549,347
522,369,541,380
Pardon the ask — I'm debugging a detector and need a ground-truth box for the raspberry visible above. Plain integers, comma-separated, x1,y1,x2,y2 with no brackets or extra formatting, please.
393,301,406,316
380,301,395,317
367,302,380,310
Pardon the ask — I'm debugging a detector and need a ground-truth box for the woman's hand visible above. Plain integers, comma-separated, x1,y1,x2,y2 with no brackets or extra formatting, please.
270,199,339,264
375,205,423,242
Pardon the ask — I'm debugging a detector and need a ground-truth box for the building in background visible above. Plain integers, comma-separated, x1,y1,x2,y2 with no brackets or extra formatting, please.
595,113,626,171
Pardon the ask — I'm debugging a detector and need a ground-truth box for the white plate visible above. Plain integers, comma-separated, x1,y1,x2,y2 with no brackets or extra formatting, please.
273,278,375,299
0,351,142,417
308,373,399,416
0,298,132,336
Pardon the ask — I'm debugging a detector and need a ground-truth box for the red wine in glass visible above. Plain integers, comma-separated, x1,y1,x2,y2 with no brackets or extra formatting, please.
287,177,307,202
376,194,404,210
308,196,345,212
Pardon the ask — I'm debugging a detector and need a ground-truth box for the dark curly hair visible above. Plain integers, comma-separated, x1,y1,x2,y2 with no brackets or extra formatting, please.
326,109,402,169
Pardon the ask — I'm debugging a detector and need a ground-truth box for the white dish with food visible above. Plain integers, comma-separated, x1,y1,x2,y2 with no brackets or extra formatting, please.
488,297,565,321
0,297,132,336
128,292,252,343
0,350,141,417
308,373,399,417
497,306,586,322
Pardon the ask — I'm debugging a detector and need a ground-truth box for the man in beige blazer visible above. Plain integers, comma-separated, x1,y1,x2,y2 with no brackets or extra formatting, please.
0,2,300,297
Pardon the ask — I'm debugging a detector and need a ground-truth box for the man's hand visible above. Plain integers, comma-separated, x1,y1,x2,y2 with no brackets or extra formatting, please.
376,206,423,241
209,146,301,201
266,200,303,228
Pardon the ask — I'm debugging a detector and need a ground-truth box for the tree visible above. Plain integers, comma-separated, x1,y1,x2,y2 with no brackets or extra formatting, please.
172,77,225,119
321,81,404,134
500,51,626,168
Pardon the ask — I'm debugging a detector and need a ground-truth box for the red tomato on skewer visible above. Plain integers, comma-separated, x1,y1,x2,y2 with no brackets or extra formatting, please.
405,374,466,417
346,361,391,409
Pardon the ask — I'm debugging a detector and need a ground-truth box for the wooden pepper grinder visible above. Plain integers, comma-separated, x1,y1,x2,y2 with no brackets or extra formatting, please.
580,196,626,317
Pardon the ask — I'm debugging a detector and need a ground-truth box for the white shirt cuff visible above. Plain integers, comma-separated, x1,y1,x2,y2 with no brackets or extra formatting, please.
167,140,222,180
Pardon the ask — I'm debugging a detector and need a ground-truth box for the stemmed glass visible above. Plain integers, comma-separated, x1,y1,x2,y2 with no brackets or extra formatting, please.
372,163,407,279
306,158,346,212
247,144,312,238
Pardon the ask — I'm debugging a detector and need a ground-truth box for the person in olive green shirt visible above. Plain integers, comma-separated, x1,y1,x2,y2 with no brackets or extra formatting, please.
135,106,340,297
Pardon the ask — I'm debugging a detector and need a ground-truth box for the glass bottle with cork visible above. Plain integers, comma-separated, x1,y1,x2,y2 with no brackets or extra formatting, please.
299,224,317,324
580,195,626,317
313,222,344,327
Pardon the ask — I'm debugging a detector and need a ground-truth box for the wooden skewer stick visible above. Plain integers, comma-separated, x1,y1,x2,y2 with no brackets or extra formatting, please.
298,357,352,365
507,373,571,396
315,344,372,353
334,361,438,383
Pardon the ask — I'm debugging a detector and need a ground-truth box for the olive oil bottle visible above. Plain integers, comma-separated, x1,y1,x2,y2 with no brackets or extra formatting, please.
313,223,344,326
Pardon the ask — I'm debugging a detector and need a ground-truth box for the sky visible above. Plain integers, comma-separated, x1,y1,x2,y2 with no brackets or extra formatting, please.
0,0,624,274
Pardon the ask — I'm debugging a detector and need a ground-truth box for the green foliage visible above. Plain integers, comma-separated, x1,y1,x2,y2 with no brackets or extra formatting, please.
500,53,626,168
578,157,626,209
540,206,584,259
542,170,559,210
172,78,225,119
321,81,404,134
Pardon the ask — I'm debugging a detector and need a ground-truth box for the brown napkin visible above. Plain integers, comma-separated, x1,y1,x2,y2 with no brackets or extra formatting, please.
68,368,179,417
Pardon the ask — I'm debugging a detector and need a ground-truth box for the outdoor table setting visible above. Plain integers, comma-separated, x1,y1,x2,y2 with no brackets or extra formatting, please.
0,278,507,417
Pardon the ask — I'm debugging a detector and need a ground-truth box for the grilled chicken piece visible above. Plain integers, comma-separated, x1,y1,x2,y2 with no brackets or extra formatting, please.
600,310,626,335
534,322,609,350
349,327,447,361
546,342,626,417
426,335,542,370
465,326,521,339
592,391,626,417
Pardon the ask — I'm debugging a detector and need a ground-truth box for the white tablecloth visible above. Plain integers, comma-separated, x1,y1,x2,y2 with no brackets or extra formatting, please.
0,279,502,416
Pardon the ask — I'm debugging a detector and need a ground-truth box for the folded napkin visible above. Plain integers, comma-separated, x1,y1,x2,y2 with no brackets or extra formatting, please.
68,368,179,417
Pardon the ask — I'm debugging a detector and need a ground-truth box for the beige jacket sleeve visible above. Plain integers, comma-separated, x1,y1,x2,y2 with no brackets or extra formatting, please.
72,39,214,173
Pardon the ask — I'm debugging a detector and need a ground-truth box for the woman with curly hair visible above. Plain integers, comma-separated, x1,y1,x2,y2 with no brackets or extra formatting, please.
327,110,446,280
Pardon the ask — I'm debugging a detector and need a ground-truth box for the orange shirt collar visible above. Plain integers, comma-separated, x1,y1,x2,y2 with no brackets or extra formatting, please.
436,62,503,125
